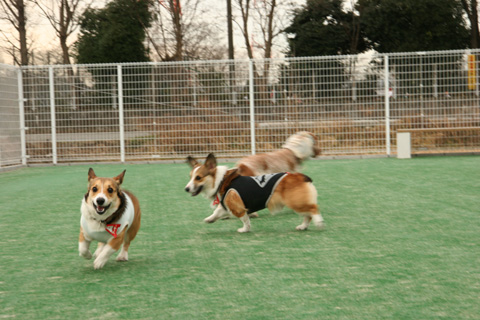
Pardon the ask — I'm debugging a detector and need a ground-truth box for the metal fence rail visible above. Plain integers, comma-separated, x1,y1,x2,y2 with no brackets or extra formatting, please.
1,49,479,166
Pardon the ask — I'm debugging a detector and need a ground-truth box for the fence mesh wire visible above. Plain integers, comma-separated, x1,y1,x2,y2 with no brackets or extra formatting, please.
1,49,479,165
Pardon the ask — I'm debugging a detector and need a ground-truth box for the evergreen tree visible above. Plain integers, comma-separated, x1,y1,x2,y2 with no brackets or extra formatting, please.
285,0,367,57
358,0,469,53
75,0,152,64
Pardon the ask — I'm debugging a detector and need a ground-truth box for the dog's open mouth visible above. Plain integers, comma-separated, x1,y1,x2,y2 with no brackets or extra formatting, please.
191,186,203,196
93,203,111,214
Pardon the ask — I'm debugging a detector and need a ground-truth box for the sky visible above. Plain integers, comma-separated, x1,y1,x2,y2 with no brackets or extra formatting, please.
0,0,307,65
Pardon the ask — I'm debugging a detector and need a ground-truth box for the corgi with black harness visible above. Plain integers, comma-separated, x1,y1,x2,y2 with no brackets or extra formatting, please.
79,168,141,269
185,154,324,233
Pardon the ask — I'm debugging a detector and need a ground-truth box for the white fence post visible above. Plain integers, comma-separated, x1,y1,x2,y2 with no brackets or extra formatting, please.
248,59,256,155
384,55,391,156
49,67,58,164
117,65,125,163
17,68,27,165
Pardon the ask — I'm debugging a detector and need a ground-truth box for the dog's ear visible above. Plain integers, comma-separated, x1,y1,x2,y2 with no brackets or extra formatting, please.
186,156,198,168
205,153,217,171
88,168,97,181
114,170,126,185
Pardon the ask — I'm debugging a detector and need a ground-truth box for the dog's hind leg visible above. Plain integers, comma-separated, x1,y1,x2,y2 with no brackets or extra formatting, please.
294,206,325,231
117,206,141,262
237,214,251,233
116,233,133,262
296,216,312,231
311,213,325,229
116,243,129,262
116,225,136,262
282,179,324,231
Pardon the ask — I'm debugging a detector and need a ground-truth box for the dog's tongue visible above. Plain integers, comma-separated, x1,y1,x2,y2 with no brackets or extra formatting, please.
97,206,105,213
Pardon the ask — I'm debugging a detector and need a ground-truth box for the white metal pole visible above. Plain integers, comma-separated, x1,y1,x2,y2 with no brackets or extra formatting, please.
49,67,58,164
384,55,391,156
384,55,393,155
17,68,27,165
193,78,197,107
248,59,256,155
117,65,125,163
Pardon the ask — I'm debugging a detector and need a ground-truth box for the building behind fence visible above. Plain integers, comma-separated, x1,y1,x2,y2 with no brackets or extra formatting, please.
1,49,479,167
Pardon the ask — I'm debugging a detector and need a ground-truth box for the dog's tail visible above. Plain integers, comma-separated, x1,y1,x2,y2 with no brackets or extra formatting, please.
287,172,313,183
302,174,313,183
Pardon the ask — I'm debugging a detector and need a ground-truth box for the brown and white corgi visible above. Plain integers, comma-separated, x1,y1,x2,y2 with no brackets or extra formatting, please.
236,131,321,176
185,153,324,233
79,168,141,269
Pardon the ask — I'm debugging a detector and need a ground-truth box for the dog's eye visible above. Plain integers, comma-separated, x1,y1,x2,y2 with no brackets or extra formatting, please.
92,187,98,192
108,187,114,193
195,176,201,181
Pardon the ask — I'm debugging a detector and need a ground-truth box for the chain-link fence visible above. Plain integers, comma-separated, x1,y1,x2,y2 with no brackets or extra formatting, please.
1,49,479,166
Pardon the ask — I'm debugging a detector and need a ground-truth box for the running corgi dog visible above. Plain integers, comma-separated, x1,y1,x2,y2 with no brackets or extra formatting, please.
185,154,324,233
236,131,321,176
79,168,141,269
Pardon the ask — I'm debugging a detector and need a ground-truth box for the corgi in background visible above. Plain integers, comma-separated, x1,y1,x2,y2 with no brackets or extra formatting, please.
236,131,321,176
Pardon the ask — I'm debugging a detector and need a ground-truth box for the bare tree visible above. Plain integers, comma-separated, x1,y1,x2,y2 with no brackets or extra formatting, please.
236,0,254,59
149,0,185,61
0,0,29,65
234,0,292,60
147,0,224,61
250,0,281,85
227,0,234,60
234,0,288,105
252,0,276,60
32,0,86,65
346,0,362,54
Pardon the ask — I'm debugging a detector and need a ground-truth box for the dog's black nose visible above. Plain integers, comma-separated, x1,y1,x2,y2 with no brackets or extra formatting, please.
185,187,190,193
96,197,105,205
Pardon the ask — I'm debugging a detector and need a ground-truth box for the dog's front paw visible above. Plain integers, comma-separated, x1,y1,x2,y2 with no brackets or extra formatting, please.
312,214,325,230
116,251,128,262
295,224,309,231
237,226,250,233
79,250,92,260
204,216,217,223
315,221,325,230
93,256,108,269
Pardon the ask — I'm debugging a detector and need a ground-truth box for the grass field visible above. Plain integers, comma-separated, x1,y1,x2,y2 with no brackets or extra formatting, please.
1,156,479,319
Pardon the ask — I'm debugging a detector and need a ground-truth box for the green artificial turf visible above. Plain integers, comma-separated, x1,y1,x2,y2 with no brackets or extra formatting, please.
1,156,479,319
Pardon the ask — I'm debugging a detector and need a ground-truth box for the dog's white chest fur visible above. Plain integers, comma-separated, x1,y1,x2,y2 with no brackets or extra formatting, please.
81,193,135,243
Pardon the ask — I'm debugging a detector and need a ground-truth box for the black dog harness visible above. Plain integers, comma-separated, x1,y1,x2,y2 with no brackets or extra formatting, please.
220,173,288,213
